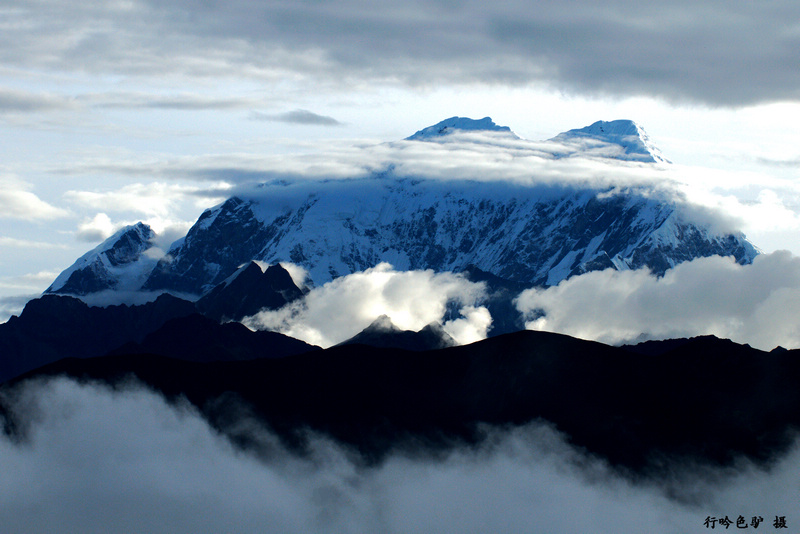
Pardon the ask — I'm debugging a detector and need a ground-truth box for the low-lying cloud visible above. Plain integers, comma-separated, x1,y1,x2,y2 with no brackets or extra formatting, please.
64,182,228,222
49,127,800,255
57,130,674,188
516,250,800,350
244,263,490,347
0,376,797,533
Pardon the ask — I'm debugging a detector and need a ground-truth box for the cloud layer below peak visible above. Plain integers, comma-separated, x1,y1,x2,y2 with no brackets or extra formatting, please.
517,250,800,350
244,263,490,347
1,376,797,533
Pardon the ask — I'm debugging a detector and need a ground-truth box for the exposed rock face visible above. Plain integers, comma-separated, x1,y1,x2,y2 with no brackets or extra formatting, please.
47,222,157,295
142,178,757,295
45,117,759,300
336,315,456,351
196,261,304,322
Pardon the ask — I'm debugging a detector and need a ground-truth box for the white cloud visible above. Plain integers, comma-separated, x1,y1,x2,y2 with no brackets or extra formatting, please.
244,263,490,347
278,262,309,289
667,163,800,249
440,305,493,346
64,182,226,220
516,250,800,350
0,176,67,221
44,126,800,259
0,377,798,533
0,237,68,250
53,130,678,191
76,212,115,242
49,127,800,256
63,182,225,250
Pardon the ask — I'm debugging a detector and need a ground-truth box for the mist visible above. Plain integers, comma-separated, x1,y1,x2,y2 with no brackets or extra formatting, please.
0,377,796,533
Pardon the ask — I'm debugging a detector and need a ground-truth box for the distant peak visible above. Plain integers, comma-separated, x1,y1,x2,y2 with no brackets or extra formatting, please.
551,119,669,163
45,222,157,295
366,314,402,333
107,222,154,245
579,119,641,136
406,116,517,141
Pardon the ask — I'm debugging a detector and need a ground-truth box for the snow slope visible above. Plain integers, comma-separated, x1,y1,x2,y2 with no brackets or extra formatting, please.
143,176,757,295
550,119,670,163
405,116,518,140
47,117,756,299
47,223,158,295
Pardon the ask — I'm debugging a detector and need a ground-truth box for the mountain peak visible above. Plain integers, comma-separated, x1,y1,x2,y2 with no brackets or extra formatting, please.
405,116,516,140
47,222,157,295
551,119,669,163
365,314,403,333
196,261,304,322
336,315,456,351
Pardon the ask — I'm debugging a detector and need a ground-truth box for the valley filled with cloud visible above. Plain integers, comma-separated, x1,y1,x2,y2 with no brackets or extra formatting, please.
1,376,798,534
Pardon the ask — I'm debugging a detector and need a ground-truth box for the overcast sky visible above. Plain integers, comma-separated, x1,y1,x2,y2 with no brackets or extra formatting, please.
3,0,800,318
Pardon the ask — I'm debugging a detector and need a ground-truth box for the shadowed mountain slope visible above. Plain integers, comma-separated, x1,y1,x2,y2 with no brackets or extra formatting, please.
9,330,800,475
336,314,456,351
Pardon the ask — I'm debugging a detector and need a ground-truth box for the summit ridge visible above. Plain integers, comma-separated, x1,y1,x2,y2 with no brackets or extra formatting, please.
405,116,517,140
44,117,753,302
551,119,669,163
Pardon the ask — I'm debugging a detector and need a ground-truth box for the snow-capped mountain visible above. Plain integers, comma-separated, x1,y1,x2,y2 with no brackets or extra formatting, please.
47,117,758,300
140,176,756,296
550,119,669,163
47,222,158,295
405,116,518,140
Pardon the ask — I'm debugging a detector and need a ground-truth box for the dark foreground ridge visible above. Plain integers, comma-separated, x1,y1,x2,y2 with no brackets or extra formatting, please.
0,263,307,383
5,330,800,476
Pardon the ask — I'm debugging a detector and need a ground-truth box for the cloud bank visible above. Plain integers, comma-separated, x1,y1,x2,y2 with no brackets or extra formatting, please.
1,377,797,533
50,127,800,249
516,250,800,350
4,0,800,106
244,263,490,347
